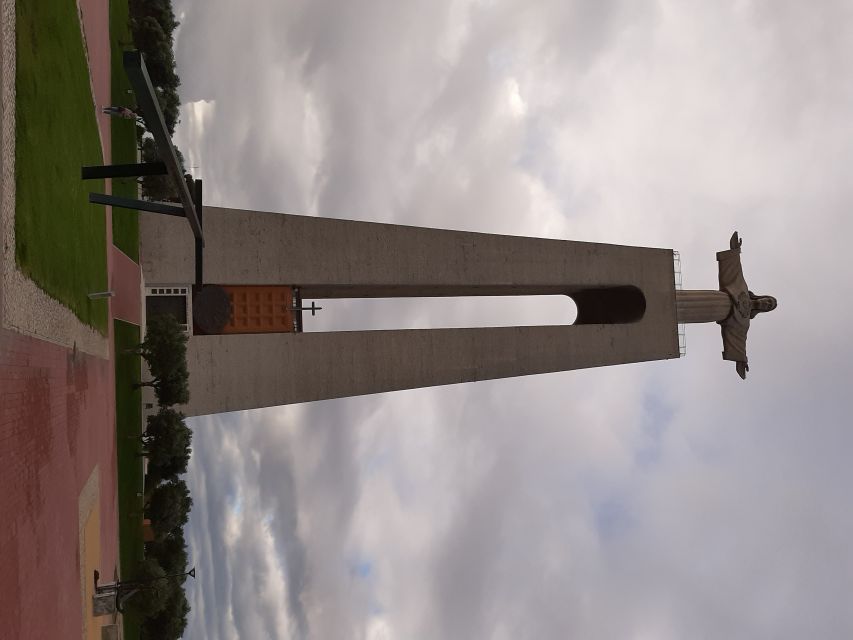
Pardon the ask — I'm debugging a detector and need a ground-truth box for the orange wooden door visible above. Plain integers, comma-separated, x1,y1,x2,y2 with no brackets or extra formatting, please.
220,285,295,334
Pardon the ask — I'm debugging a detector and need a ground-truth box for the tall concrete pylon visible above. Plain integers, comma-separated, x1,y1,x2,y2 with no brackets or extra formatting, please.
140,207,680,416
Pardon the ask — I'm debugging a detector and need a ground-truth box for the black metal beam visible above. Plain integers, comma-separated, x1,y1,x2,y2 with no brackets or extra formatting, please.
123,51,203,244
81,162,167,180
89,192,186,217
193,179,204,287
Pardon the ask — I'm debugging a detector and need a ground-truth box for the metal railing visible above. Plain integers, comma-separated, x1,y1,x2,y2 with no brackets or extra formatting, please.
673,251,687,357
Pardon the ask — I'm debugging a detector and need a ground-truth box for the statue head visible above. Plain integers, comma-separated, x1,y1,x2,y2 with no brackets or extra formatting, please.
749,294,777,318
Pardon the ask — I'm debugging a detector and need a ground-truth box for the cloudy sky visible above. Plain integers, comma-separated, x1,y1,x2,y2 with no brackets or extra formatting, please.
171,1,853,638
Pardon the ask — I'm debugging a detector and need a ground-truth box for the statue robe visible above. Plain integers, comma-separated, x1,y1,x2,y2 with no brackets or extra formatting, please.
716,246,752,363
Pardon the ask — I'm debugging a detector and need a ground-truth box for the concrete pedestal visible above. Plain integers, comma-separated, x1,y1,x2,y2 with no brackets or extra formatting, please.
141,209,680,415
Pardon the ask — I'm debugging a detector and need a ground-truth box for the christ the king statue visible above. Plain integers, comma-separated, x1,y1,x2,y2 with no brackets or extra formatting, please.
676,232,777,379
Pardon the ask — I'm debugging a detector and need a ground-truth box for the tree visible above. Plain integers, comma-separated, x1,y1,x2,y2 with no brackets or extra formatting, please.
141,588,190,640
130,0,179,38
139,407,187,445
130,313,187,375
146,530,188,575
139,137,172,201
124,558,172,618
138,408,192,470
156,84,181,135
134,364,189,407
151,365,190,407
146,449,190,486
140,408,192,485
146,480,193,539
130,16,175,84
131,313,190,406
139,137,187,201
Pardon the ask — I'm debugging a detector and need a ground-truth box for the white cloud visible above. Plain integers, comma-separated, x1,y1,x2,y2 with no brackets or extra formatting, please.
505,77,527,117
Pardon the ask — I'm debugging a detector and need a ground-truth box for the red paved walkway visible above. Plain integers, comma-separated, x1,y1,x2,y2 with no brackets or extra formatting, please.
0,330,117,639
0,0,142,637
78,0,111,161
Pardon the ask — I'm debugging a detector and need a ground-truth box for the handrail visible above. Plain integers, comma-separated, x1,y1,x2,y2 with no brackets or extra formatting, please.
673,251,687,356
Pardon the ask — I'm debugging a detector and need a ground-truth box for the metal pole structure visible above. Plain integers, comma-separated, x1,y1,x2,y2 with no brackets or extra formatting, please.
96,567,196,594
122,566,197,590
88,192,187,217
81,162,167,180
193,178,204,288
124,51,203,244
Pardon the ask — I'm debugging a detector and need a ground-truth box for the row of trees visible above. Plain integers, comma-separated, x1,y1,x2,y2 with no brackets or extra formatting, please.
129,0,181,135
129,0,188,203
128,313,193,638
125,2,192,635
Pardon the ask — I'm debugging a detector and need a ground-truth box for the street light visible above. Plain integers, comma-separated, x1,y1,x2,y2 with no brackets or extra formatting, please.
96,566,196,593
94,566,197,613
130,566,195,588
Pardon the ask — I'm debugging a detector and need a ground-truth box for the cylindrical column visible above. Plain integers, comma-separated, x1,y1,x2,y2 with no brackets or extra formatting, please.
676,290,731,323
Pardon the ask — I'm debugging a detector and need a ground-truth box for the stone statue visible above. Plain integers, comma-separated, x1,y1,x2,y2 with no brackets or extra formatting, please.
715,232,777,379
674,232,777,379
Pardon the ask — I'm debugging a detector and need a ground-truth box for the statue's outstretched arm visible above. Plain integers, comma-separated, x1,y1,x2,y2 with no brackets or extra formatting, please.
730,231,742,251
718,232,748,294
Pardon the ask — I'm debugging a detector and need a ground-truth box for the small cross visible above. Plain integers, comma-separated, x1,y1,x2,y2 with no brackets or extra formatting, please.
292,301,323,316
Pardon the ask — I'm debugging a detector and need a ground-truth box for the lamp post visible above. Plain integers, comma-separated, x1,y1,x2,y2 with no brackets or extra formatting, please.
94,567,197,613
120,566,196,590
96,566,196,594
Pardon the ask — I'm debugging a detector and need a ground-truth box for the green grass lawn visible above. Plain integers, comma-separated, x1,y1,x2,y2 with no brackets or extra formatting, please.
109,0,140,261
15,0,108,333
114,320,144,640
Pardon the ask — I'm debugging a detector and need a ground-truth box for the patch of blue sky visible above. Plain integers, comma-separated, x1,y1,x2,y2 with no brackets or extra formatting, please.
347,557,387,617
350,559,373,579
362,448,392,475
487,46,515,75
226,488,244,515
516,119,560,186
634,391,674,468
592,495,634,541
513,118,586,218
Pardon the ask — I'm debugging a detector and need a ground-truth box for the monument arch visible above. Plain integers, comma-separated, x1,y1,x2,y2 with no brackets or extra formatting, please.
140,206,679,415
